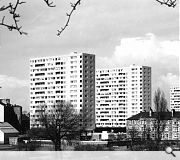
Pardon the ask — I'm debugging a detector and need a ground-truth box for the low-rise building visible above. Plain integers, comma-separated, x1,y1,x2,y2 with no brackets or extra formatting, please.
0,122,19,144
0,99,22,132
126,109,180,140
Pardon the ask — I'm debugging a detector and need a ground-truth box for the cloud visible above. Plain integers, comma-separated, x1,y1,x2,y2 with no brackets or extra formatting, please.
153,73,179,108
96,57,117,69
155,72,179,99
97,33,179,68
97,33,179,106
0,1,178,111
0,75,28,88
160,40,180,57
158,73,179,87
0,75,29,111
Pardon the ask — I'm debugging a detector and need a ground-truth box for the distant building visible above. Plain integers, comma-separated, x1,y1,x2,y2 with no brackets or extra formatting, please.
126,110,180,140
29,52,95,131
96,65,151,128
0,99,22,132
0,99,10,104
170,86,180,111
0,122,19,144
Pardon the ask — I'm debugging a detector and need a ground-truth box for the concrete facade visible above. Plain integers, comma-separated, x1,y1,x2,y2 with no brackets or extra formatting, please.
96,65,151,128
29,52,95,130
170,86,180,111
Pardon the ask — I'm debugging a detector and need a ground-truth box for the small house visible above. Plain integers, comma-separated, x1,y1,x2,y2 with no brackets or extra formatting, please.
0,122,19,144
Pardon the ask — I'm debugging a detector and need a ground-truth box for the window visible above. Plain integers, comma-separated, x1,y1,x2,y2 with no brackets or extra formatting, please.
71,56,77,59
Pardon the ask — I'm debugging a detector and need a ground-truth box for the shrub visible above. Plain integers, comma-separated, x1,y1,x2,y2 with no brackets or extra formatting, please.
16,141,41,151
27,141,41,151
74,144,107,151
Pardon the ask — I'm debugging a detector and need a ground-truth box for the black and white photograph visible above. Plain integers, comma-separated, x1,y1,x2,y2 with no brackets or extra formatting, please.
0,0,179,159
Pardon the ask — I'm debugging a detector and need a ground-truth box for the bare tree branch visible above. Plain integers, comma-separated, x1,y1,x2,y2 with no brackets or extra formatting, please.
127,126,140,150
36,102,81,150
156,0,177,7
43,0,56,7
0,0,56,35
57,0,81,37
0,0,176,36
0,3,13,11
0,0,27,35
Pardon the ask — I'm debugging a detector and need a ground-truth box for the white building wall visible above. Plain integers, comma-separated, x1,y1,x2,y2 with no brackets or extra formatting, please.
0,130,4,144
29,52,95,129
170,86,180,111
0,104,4,122
96,65,151,128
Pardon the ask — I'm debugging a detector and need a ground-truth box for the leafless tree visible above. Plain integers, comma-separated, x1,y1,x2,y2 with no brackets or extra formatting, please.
35,101,80,151
154,88,168,112
127,126,140,150
153,88,168,150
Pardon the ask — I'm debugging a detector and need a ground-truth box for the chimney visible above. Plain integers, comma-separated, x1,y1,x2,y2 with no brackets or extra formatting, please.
149,108,153,117
171,109,175,117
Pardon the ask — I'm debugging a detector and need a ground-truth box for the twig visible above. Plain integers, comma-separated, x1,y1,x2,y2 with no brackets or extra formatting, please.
44,0,56,7
156,0,177,7
57,0,81,37
0,0,177,36
0,0,27,35
0,0,56,35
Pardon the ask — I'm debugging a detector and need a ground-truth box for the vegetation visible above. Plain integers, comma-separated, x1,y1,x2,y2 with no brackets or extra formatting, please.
130,88,168,151
74,143,114,151
125,88,169,151
108,133,117,141
16,141,41,151
127,126,140,150
153,88,168,150
27,128,49,140
29,102,80,151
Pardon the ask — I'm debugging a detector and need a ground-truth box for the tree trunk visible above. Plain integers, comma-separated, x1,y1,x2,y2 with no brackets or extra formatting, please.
54,140,62,151
130,140,133,151
55,144,58,151
59,139,62,151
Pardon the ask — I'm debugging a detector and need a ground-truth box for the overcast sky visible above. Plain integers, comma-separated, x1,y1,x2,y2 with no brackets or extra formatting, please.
0,0,179,111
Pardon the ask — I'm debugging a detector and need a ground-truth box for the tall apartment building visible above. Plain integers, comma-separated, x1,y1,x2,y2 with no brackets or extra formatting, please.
96,65,151,128
29,52,95,130
170,86,180,111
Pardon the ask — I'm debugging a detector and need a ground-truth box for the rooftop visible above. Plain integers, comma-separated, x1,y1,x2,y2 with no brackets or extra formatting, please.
0,122,19,134
127,111,180,120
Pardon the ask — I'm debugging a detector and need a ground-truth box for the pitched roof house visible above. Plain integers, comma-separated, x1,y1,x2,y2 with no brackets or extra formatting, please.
126,109,180,140
0,122,19,144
